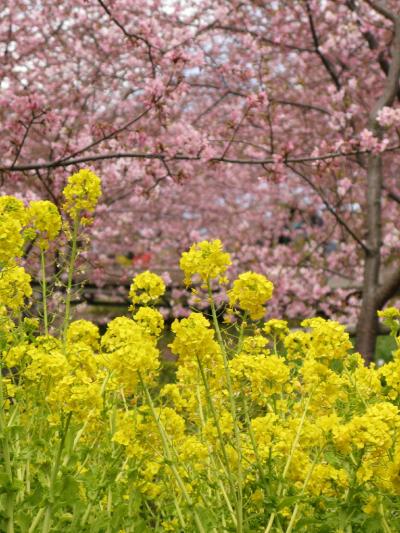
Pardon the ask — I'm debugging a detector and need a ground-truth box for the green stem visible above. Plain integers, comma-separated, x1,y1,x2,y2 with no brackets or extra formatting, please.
236,314,247,354
40,250,48,335
29,509,45,533
139,374,206,533
42,412,72,533
63,217,79,341
208,282,243,533
242,393,265,484
196,356,237,524
379,500,392,533
196,355,234,478
0,368,14,533
195,382,237,527
265,392,313,533
80,450,124,527
106,486,112,533
285,451,321,533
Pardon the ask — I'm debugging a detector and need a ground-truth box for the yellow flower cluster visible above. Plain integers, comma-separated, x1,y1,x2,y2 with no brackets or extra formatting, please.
179,239,231,285
0,265,32,312
0,196,26,264
62,168,102,218
66,319,100,350
133,306,164,337
301,317,352,361
169,312,221,366
129,271,166,306
228,271,274,319
263,318,289,338
27,200,62,250
101,316,160,391
230,352,290,401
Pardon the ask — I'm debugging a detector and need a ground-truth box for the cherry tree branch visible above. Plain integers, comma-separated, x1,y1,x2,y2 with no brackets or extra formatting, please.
304,0,342,90
376,266,400,307
286,163,369,253
97,0,156,49
383,184,400,203
2,145,400,173
11,112,44,167
189,83,331,115
207,23,315,53
363,0,398,22
55,101,160,165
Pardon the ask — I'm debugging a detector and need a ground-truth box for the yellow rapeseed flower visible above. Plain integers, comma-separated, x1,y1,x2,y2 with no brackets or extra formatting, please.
66,319,100,351
62,168,102,218
133,306,164,337
179,239,231,286
27,200,62,250
228,271,273,320
129,271,166,306
0,196,26,263
0,265,32,311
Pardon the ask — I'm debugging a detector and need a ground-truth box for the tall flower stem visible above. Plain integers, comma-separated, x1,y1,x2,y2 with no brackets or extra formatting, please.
40,250,48,335
0,369,14,533
62,217,79,341
42,412,72,533
139,373,206,533
207,281,243,533
265,392,312,533
196,354,238,523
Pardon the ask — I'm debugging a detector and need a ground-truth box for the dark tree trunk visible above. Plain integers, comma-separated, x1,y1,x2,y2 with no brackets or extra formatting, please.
355,156,382,362
355,15,400,361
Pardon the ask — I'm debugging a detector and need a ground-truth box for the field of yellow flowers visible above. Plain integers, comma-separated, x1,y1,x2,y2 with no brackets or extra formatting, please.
1,170,400,532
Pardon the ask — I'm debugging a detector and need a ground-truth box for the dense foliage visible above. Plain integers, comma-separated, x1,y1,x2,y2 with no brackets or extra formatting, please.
1,173,400,532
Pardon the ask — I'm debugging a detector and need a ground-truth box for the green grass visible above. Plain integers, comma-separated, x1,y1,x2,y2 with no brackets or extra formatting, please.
374,334,397,363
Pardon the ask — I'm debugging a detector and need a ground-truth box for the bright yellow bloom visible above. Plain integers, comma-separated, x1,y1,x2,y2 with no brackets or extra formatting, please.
301,357,347,412
66,319,100,351
301,317,352,362
228,271,273,320
380,359,400,399
129,271,165,306
62,168,102,217
306,463,349,497
240,334,269,356
3,343,28,367
112,410,146,458
179,239,231,285
47,369,102,423
133,306,164,337
0,265,32,311
177,435,209,473
251,413,279,460
101,316,160,391
23,336,69,382
169,313,221,366
263,318,289,339
230,352,290,400
27,200,62,249
66,342,98,378
378,307,400,320
333,402,400,454
0,305,15,344
378,306,400,336
0,195,26,221
284,329,310,360
0,207,25,263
